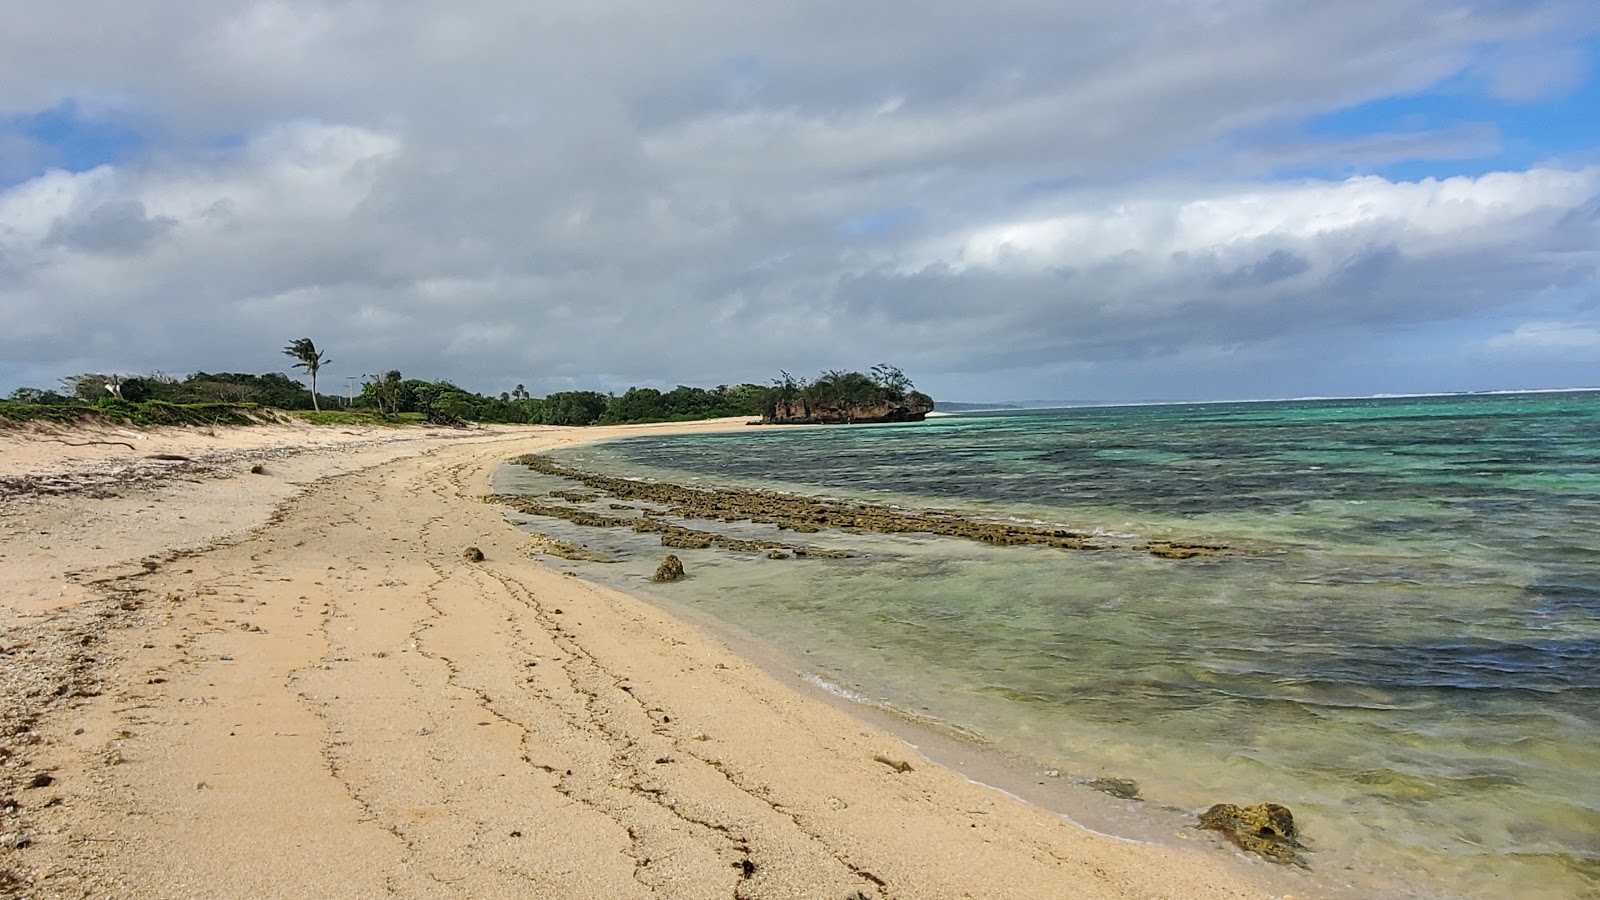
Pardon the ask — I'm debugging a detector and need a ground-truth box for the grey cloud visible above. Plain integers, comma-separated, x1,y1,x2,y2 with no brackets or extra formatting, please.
1,1,1598,401
1212,249,1313,290
45,200,175,253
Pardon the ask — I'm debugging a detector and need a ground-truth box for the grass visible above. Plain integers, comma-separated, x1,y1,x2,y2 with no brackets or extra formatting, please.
288,409,425,426
0,400,274,427
0,401,429,428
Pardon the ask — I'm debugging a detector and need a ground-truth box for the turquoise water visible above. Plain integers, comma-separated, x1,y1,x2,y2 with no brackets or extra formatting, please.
496,392,1600,898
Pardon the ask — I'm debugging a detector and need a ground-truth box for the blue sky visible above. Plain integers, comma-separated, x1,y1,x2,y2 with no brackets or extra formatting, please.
1293,43,1600,181
2,102,148,182
1,1,1598,403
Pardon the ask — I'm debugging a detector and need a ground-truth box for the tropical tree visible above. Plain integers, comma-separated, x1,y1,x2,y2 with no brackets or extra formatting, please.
61,373,125,402
283,338,331,411
870,363,912,397
367,369,405,415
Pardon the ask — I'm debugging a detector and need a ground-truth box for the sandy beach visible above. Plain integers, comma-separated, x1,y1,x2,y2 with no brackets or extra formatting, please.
0,418,1293,899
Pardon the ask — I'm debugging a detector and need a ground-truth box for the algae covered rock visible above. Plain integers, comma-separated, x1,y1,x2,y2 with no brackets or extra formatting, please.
652,554,685,582
1084,777,1141,801
1198,802,1306,866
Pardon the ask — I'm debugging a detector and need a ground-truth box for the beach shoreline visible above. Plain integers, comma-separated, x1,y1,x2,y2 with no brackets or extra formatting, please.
1,417,1293,898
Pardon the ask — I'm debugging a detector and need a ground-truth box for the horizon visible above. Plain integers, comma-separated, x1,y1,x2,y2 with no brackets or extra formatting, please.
935,384,1600,412
2,3,1597,402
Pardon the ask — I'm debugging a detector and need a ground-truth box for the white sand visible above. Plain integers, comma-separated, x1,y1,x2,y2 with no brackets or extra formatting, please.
0,418,1300,898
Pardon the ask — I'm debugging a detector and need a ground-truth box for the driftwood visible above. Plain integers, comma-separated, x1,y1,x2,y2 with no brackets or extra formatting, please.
146,454,191,461
39,438,137,451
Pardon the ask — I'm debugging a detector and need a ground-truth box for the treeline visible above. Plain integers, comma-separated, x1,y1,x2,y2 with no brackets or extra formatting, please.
11,372,327,409
358,372,769,425
5,365,927,428
4,370,770,426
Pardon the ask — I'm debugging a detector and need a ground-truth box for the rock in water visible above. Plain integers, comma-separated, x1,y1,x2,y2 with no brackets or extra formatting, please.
1085,777,1142,800
652,554,685,582
1198,802,1306,866
462,546,485,562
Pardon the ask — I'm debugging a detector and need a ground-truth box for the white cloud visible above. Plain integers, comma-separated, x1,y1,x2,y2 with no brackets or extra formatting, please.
915,168,1600,274
1483,320,1600,356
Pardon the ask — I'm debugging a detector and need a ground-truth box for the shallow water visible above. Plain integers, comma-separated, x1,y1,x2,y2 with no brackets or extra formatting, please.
494,392,1600,898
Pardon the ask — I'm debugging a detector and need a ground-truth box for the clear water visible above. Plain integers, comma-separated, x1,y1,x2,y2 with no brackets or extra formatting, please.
494,392,1600,898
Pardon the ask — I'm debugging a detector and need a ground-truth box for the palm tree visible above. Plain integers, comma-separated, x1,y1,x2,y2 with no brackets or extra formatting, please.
283,338,331,411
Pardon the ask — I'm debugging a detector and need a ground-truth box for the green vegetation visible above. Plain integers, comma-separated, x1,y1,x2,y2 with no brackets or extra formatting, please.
289,409,425,426
3,348,929,430
0,398,268,427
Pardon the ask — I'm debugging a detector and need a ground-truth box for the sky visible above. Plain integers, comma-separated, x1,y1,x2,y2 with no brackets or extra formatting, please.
2,1,1598,405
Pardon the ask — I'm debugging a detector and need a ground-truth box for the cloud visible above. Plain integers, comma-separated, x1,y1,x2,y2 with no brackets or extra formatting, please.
1478,42,1591,101
45,199,175,253
0,0,1597,401
1482,320,1600,357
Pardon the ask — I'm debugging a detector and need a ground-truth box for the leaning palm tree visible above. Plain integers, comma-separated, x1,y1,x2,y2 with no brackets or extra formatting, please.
283,338,331,411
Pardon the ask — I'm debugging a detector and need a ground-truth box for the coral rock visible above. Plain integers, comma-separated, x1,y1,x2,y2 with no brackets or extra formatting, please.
652,554,685,582
1198,802,1306,866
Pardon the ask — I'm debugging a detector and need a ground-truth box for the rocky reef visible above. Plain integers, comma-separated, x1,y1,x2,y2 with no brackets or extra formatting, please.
493,454,1239,560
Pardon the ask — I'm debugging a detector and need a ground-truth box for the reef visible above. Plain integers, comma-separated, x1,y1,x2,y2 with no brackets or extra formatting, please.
488,492,852,559
494,454,1237,560
1134,541,1229,560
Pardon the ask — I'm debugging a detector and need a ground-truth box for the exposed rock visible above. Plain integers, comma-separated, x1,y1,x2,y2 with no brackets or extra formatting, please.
525,532,617,563
1136,541,1228,560
462,546,485,562
1197,802,1306,866
652,554,685,582
1084,777,1142,800
764,393,935,425
493,454,1241,561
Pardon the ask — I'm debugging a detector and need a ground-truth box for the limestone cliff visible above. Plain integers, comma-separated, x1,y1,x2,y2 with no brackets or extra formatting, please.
763,391,934,425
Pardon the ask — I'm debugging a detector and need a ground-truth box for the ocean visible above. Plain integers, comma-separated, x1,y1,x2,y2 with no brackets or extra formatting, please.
491,391,1600,898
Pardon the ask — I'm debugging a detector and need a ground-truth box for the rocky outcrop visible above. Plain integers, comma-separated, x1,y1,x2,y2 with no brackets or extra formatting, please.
1197,803,1306,866
763,393,934,425
652,554,685,582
